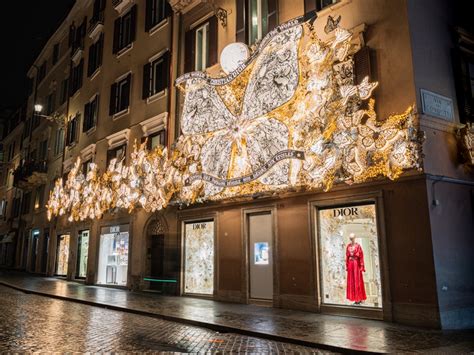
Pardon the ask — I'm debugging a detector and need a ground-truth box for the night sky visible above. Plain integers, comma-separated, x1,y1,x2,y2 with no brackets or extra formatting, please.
0,0,75,111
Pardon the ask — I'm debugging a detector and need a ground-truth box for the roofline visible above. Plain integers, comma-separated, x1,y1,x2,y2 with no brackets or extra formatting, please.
27,0,93,78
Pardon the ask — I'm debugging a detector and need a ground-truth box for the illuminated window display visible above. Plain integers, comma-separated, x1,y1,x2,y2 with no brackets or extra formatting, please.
97,225,129,286
56,234,70,276
184,220,214,295
76,230,89,278
318,203,382,308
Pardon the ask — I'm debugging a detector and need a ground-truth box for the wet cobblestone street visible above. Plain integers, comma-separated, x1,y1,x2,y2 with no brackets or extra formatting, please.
0,285,328,353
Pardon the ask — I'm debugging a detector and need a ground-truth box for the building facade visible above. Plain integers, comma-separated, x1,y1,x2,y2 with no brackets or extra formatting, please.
0,0,473,330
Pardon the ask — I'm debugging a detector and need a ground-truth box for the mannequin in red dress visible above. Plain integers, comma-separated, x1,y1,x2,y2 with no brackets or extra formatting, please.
346,233,367,304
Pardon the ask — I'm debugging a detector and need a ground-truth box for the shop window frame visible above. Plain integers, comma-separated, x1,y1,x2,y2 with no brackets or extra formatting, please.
309,192,392,321
179,214,218,298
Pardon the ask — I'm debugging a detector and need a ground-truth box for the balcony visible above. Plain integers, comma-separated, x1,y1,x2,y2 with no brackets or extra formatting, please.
88,11,105,40
13,160,48,190
112,0,134,14
71,38,85,65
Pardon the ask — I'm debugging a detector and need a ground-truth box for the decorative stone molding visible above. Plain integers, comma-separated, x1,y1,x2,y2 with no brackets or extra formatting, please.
80,144,96,162
106,129,130,149
63,157,73,173
71,48,83,65
112,0,134,15
88,22,104,41
168,0,202,14
139,112,168,137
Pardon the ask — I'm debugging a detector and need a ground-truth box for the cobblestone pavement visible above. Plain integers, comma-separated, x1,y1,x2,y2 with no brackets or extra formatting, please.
0,285,329,353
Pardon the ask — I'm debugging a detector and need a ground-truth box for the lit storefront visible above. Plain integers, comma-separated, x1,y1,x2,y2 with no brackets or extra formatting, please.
76,230,89,279
183,220,215,295
97,225,129,286
55,234,70,276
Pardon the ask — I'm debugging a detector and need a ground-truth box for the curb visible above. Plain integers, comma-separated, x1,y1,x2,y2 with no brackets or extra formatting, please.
0,280,376,354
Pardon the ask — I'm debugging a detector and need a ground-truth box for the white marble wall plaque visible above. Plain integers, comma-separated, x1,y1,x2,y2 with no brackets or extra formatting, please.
421,89,454,121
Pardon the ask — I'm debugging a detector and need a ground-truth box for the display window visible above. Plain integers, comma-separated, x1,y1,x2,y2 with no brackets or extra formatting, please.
318,202,382,308
183,220,214,295
76,230,89,278
56,234,70,276
97,225,129,286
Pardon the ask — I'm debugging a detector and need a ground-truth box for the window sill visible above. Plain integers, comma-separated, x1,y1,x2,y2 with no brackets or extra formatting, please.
90,68,101,81
112,108,130,120
146,89,167,105
71,90,81,100
67,142,77,149
116,43,133,59
149,18,168,36
84,126,97,136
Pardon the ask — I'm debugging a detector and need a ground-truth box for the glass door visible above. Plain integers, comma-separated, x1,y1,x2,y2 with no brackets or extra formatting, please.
183,220,214,295
76,230,89,278
56,234,70,276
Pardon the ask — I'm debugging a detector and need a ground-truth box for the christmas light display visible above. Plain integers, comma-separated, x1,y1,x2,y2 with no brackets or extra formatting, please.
47,16,423,221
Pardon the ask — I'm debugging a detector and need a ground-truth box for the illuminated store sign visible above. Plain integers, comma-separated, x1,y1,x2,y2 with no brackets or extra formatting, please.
47,16,423,222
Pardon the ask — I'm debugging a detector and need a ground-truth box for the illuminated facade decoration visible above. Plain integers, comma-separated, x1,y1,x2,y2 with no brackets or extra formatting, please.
459,123,474,166
47,16,423,222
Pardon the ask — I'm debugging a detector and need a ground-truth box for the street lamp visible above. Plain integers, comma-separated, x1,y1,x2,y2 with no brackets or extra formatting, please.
34,104,43,113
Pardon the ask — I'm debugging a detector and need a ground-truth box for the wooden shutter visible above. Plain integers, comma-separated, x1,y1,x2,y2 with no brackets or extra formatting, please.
68,24,75,48
208,16,218,67
267,0,278,33
109,82,118,115
78,59,84,89
236,0,246,43
87,44,95,77
81,17,87,39
124,74,132,108
130,5,138,42
83,102,90,131
184,29,195,73
161,51,170,92
145,0,153,31
142,62,151,99
113,17,121,54
98,34,104,67
164,0,172,18
354,46,372,85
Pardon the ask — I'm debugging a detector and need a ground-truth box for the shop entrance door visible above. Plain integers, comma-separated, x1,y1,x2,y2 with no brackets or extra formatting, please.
30,230,40,272
150,234,165,291
55,234,70,276
76,230,89,279
41,229,49,273
248,212,273,301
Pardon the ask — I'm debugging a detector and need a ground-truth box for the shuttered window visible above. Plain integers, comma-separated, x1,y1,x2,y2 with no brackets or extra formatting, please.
354,46,372,85
236,0,277,45
145,0,171,31
59,78,69,105
88,34,104,76
70,59,84,96
83,95,99,132
113,5,137,54
66,114,80,146
143,51,170,99
184,16,217,73
109,74,132,115
52,43,60,65
107,144,127,166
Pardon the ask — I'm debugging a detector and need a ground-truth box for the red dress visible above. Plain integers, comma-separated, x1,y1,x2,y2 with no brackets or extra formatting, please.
346,243,367,302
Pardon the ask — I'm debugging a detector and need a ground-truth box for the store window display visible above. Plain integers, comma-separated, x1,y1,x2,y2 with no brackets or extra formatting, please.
183,220,214,295
97,225,129,286
318,203,382,308
56,234,70,276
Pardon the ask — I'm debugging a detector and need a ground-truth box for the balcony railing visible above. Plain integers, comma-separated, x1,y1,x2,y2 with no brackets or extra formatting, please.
13,160,48,189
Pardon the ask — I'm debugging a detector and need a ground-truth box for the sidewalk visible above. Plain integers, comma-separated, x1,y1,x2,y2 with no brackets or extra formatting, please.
0,271,472,353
